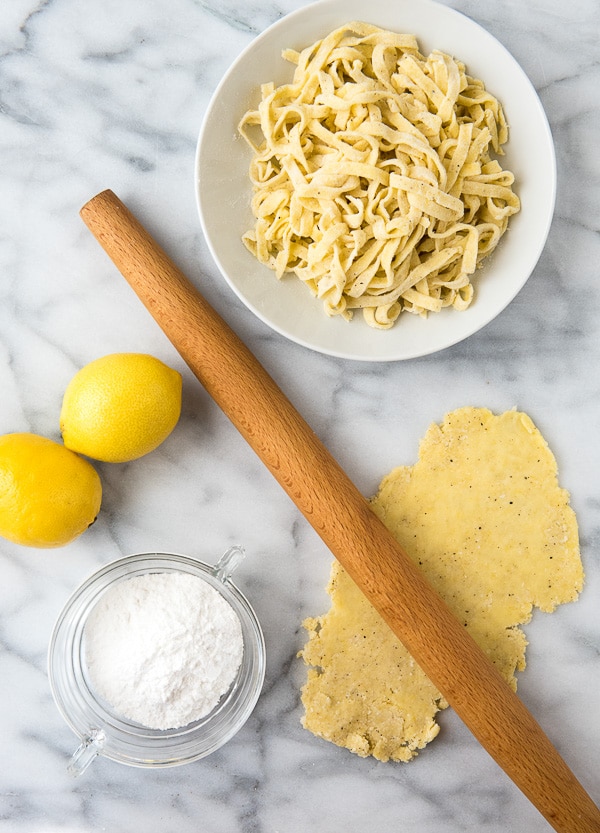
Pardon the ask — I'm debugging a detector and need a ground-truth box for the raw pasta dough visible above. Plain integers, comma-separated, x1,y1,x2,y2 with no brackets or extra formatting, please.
300,408,584,761
239,23,520,329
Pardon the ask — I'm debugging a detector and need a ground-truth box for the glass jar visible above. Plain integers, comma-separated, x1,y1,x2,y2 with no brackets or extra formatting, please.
48,547,265,775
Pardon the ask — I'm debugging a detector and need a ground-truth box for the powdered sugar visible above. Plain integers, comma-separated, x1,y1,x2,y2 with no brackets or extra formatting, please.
83,571,244,730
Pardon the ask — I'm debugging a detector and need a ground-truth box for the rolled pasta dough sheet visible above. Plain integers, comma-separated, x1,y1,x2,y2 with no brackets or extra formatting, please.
300,407,584,762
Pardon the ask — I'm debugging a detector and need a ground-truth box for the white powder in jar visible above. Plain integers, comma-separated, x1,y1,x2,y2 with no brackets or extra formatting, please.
83,571,244,730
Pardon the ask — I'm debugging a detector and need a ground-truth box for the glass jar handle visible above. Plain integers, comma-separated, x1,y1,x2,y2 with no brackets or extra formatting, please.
67,729,105,777
213,545,245,582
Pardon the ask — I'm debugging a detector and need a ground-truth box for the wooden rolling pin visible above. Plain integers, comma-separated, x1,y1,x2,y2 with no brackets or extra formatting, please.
80,189,599,832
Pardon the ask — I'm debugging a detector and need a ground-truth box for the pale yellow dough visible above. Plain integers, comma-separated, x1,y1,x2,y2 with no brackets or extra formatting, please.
300,407,584,762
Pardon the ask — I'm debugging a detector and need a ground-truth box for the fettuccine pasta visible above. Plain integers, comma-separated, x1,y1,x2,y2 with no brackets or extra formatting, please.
239,22,520,329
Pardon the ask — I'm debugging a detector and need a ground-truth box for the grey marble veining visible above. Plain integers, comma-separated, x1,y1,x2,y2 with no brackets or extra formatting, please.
0,0,599,831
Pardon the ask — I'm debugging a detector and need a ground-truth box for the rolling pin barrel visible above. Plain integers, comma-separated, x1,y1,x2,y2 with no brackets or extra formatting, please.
80,189,599,833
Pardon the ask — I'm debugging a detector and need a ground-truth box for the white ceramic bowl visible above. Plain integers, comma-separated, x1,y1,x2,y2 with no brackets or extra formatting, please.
196,0,555,361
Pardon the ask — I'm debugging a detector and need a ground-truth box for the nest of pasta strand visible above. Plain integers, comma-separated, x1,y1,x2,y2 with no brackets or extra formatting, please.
239,22,521,330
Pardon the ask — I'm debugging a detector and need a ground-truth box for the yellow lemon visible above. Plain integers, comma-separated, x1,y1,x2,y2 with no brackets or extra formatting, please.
60,353,182,463
0,433,102,548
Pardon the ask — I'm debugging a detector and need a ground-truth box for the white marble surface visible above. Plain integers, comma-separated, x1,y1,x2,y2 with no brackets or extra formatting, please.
0,0,599,830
